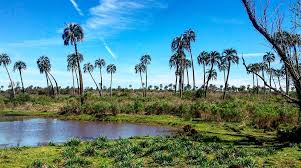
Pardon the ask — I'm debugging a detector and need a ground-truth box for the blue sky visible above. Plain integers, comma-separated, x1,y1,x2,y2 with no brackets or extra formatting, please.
0,0,289,89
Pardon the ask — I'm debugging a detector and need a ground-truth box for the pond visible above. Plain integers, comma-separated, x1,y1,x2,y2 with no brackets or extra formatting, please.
0,117,172,148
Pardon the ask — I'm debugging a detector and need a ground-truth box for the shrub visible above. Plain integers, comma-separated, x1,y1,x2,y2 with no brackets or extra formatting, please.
64,138,81,147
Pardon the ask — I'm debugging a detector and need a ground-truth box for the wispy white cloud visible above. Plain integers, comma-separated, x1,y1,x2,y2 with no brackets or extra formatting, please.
85,0,167,35
69,0,84,16
101,39,117,59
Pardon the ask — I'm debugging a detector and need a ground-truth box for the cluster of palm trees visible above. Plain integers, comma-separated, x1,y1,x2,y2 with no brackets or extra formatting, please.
134,55,151,97
169,30,240,99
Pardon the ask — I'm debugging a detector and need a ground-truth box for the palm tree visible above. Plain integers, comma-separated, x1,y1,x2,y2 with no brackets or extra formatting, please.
13,61,26,93
183,29,196,90
184,59,192,86
247,64,255,92
206,69,217,88
107,64,116,97
0,53,15,97
37,56,54,96
62,23,84,103
95,58,106,96
83,63,101,96
171,35,186,97
140,54,151,96
252,63,261,94
135,63,146,96
67,53,83,96
218,59,228,86
263,52,275,92
222,48,239,99
205,51,221,97
259,62,268,93
197,51,209,89
169,52,181,93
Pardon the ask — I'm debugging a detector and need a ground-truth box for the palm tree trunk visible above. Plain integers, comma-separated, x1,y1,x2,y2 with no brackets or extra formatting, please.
205,63,214,97
48,71,59,95
175,65,178,93
140,71,143,97
189,50,195,90
186,68,189,86
144,69,147,97
4,64,15,97
19,69,25,93
269,62,272,92
278,76,283,91
89,71,101,96
75,69,79,95
262,69,265,94
45,73,50,96
72,69,75,96
203,64,206,90
46,72,54,96
252,73,255,91
256,76,259,94
223,62,231,99
74,42,84,104
110,72,113,97
99,68,103,96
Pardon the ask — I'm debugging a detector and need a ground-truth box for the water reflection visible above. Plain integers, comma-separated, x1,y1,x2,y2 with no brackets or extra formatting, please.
0,117,171,148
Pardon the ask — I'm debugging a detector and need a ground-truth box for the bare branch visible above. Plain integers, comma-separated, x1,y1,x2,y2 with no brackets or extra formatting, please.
242,56,300,103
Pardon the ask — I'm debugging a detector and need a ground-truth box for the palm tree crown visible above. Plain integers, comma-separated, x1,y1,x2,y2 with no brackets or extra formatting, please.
13,61,27,72
140,55,151,65
37,56,51,74
135,63,146,74
95,58,106,69
222,48,239,64
107,64,116,74
263,52,275,63
197,51,209,65
62,23,84,46
0,53,11,65
83,63,94,73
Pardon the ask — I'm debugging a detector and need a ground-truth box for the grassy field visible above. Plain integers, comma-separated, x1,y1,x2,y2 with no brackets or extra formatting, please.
0,92,301,167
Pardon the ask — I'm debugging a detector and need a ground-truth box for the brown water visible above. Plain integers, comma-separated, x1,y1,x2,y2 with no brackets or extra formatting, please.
0,117,172,148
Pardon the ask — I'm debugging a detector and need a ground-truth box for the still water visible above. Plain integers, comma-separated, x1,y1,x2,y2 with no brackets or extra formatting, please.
0,117,172,148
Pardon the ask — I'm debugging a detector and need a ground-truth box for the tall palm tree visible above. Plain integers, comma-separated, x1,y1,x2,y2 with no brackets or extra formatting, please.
260,62,268,93
205,51,221,97
83,63,101,96
95,58,106,96
252,63,261,94
107,64,116,97
183,29,196,90
272,68,284,91
169,52,181,93
184,59,192,86
197,51,209,89
37,56,54,96
62,23,84,103
0,53,15,97
222,48,239,99
140,54,151,96
135,63,146,96
67,53,83,95
171,35,186,97
247,64,255,92
218,59,228,86
206,69,217,88
263,52,275,92
13,61,27,93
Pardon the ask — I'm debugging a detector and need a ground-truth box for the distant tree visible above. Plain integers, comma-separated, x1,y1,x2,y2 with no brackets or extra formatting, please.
222,48,239,99
0,53,15,97
62,23,84,103
140,54,151,96
197,51,209,90
135,63,146,96
183,29,196,90
169,52,181,93
171,35,186,97
95,58,106,96
259,62,268,93
13,61,27,93
83,63,101,96
107,64,116,97
67,53,83,95
263,52,275,92
37,56,54,96
204,51,220,97
184,59,192,86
